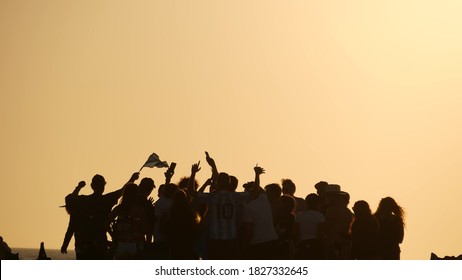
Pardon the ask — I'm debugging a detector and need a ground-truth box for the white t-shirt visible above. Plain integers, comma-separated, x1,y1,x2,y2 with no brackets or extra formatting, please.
295,210,325,241
197,191,248,240
243,193,278,245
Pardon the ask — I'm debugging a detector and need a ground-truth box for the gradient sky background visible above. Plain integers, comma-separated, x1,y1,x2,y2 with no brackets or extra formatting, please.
1,1,462,259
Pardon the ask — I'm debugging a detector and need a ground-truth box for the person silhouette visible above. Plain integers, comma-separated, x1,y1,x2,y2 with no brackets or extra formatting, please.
324,190,353,259
61,180,86,255
274,195,296,259
161,189,200,259
242,166,279,260
190,155,253,260
153,183,178,259
351,200,379,259
68,172,139,259
265,183,282,225
107,183,148,259
281,179,307,213
374,197,405,260
138,179,155,237
294,193,326,259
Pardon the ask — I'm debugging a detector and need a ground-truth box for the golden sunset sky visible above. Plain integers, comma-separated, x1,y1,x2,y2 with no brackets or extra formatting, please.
1,1,462,259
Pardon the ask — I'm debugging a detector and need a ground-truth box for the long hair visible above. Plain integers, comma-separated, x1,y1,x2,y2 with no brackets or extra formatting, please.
119,183,139,210
375,197,405,226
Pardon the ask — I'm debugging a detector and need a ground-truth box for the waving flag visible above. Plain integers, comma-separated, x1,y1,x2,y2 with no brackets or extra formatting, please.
140,153,169,171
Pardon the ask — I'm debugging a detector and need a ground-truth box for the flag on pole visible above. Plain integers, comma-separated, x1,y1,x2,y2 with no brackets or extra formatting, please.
140,153,169,171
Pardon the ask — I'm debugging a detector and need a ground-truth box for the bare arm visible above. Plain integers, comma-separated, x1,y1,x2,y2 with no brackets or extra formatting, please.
164,163,176,185
187,162,201,197
254,165,265,189
198,177,212,193
205,151,218,187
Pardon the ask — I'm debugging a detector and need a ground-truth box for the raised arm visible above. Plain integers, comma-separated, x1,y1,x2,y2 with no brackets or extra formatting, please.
205,151,218,186
112,172,139,198
198,177,213,193
164,162,176,185
187,161,201,196
254,164,265,189
71,181,86,195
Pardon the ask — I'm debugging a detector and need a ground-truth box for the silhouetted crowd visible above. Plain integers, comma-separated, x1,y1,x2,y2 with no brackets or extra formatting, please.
60,152,405,260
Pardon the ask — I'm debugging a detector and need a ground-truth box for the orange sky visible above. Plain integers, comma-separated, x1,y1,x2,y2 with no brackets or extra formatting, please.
1,1,462,259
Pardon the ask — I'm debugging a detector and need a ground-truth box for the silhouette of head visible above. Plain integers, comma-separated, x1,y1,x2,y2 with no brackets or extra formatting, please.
91,174,106,195
243,181,255,191
178,176,198,191
376,196,405,223
216,172,230,191
121,183,139,206
328,191,350,206
139,177,155,198
158,184,165,198
265,183,282,200
281,179,296,196
314,181,329,196
279,195,295,214
163,183,179,199
172,189,189,209
228,175,239,192
352,200,371,218
377,197,398,213
305,193,321,210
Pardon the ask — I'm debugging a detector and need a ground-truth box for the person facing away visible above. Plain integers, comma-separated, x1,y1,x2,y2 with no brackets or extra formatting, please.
374,197,405,260
324,190,353,259
350,200,379,260
294,193,326,259
241,166,279,260
68,172,139,259
274,194,296,259
314,181,330,215
160,189,201,259
194,171,250,259
153,184,178,241
60,180,86,255
281,179,307,213
138,177,156,244
107,183,149,259
265,183,282,225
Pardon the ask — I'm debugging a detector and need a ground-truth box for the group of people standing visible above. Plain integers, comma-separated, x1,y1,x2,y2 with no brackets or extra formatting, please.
61,152,405,260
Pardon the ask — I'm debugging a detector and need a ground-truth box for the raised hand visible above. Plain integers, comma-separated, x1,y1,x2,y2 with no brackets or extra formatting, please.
254,164,265,189
129,172,140,182
77,181,86,188
254,165,265,175
164,163,176,184
205,151,216,167
191,161,201,174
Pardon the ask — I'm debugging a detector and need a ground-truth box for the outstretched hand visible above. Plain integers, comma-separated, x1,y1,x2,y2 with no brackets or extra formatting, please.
205,151,216,167
191,161,201,174
254,165,265,175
